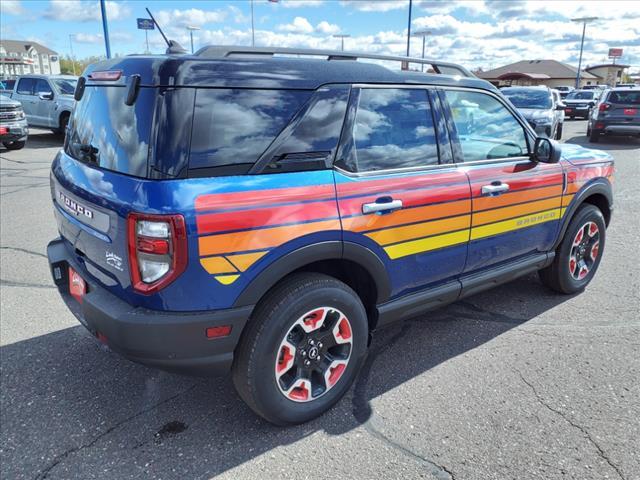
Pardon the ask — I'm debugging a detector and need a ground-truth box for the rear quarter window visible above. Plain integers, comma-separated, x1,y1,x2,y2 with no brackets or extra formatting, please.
189,89,311,175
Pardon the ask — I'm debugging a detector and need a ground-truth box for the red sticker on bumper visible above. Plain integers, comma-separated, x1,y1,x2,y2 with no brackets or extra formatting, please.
69,267,86,303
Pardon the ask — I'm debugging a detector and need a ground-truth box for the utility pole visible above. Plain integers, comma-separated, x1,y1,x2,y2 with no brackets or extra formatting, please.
187,26,200,54
333,34,350,51
406,0,413,57
100,0,111,58
412,30,431,72
68,34,77,75
571,16,598,89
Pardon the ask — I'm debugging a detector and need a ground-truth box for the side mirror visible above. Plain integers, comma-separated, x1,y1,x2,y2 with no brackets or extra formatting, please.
533,137,561,163
38,92,54,100
555,104,566,111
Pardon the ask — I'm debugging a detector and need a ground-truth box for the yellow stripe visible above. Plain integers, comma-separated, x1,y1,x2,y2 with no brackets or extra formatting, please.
470,208,561,241
384,230,469,260
366,215,470,246
215,274,240,285
200,256,238,275
226,251,268,271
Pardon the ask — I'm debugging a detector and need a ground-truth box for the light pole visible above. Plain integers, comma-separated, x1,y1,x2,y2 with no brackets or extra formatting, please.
333,34,350,51
406,0,413,57
571,16,598,89
68,34,77,75
186,26,200,54
412,29,431,72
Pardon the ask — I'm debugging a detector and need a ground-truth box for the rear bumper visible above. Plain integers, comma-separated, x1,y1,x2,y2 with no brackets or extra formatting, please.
0,121,28,142
47,237,252,376
600,124,640,135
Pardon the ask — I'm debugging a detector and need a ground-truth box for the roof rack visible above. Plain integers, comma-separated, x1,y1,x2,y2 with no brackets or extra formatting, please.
194,46,475,78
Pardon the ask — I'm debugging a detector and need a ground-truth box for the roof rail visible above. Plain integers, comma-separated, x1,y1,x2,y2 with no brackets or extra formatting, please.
194,46,475,78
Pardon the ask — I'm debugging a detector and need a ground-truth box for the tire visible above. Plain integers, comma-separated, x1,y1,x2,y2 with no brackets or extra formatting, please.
586,124,591,136
232,272,368,425
555,123,563,140
539,204,606,294
570,116,575,120
2,140,26,150
56,113,70,137
589,129,600,143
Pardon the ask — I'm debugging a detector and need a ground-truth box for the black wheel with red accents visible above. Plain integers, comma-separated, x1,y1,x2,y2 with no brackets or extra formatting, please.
539,204,606,294
232,273,368,425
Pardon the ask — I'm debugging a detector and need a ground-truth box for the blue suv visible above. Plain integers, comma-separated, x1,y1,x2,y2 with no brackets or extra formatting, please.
47,47,613,425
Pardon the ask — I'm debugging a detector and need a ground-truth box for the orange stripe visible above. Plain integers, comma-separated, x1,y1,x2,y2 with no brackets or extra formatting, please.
562,193,575,207
367,215,470,246
473,197,561,226
342,199,471,232
226,251,268,271
474,185,562,211
198,219,340,256
200,256,237,275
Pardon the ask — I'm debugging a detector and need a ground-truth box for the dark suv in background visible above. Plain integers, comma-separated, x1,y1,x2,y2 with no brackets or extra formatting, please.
564,89,601,119
588,87,640,142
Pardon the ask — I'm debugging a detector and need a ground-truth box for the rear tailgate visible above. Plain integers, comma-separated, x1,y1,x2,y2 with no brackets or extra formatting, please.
602,90,640,126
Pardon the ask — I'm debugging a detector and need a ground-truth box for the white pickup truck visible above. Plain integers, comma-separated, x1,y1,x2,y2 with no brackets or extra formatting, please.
9,75,77,134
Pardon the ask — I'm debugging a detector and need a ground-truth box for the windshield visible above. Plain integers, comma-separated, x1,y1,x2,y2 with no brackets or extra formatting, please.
53,78,77,95
502,90,552,109
566,91,596,100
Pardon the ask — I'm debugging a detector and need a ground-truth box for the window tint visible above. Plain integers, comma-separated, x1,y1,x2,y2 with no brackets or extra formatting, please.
16,78,35,95
608,91,640,105
343,88,438,173
35,79,52,95
189,89,311,172
444,90,528,161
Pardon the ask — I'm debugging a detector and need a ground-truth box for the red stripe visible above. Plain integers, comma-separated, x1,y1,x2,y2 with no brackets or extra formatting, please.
339,184,469,216
195,184,335,212
196,200,338,234
470,172,563,196
336,171,466,197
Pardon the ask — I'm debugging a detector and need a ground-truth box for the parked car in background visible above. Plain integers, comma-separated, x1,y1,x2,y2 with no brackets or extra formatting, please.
8,75,77,135
0,79,16,95
587,87,640,142
555,85,574,99
501,86,564,139
0,94,28,150
564,90,600,119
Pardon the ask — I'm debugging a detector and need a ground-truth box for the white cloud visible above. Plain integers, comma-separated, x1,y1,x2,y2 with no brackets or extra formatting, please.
228,5,249,23
0,0,24,16
43,0,130,22
281,0,325,7
73,33,103,44
278,16,314,34
340,0,408,12
316,21,340,35
155,8,227,29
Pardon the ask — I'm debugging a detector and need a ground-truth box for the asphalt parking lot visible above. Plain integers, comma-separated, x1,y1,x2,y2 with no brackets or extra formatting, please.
1,122,638,480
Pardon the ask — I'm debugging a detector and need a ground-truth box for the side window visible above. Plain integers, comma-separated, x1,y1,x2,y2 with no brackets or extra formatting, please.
189,89,311,174
35,79,53,95
342,88,438,173
16,78,35,95
444,90,529,162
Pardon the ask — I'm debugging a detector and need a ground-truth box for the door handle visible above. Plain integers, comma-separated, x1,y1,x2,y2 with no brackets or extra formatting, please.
481,183,510,195
362,199,403,214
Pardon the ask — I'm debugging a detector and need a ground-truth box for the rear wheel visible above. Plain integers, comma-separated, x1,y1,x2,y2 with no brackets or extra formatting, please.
589,129,600,143
539,204,605,294
2,140,25,150
232,273,368,425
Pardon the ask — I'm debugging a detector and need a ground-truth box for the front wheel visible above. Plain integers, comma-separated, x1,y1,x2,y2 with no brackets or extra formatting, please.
539,204,606,294
232,273,368,425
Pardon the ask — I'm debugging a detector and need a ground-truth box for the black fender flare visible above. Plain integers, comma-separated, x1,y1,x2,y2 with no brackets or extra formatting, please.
233,241,391,308
554,178,613,249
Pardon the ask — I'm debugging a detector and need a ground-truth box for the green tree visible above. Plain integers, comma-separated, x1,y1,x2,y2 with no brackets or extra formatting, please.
59,55,105,75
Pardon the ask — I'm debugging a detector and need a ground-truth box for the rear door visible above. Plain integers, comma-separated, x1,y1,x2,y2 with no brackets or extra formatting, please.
441,88,563,273
335,86,471,299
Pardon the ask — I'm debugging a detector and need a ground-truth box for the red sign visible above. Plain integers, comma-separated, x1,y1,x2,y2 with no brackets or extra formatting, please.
608,48,623,58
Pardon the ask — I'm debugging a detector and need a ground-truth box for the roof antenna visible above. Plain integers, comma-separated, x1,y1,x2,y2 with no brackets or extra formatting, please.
145,7,188,54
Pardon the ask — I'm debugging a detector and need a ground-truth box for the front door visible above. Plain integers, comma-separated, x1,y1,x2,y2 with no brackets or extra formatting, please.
440,88,563,273
335,86,472,299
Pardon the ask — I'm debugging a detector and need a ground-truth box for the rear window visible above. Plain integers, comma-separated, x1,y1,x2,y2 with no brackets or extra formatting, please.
608,91,640,105
189,89,311,174
65,86,155,177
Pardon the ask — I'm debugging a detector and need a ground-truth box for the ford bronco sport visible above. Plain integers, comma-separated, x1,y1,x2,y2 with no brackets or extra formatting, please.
47,47,613,425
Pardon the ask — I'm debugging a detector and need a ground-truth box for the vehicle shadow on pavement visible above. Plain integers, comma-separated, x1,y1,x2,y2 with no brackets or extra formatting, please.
565,133,640,151
0,273,577,479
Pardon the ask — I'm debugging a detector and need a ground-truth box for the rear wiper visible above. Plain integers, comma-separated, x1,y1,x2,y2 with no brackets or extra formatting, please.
73,142,99,164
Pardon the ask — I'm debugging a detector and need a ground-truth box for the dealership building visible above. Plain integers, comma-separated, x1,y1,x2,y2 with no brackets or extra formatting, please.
478,59,630,88
0,40,61,78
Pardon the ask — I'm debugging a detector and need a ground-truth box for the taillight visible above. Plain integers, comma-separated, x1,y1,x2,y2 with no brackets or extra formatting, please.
89,70,122,81
598,103,611,112
127,213,187,294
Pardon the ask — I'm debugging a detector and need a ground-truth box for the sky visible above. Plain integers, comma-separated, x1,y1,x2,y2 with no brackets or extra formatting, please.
1,0,638,74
